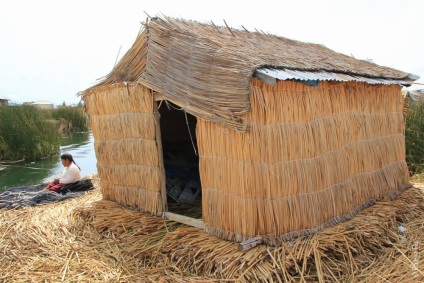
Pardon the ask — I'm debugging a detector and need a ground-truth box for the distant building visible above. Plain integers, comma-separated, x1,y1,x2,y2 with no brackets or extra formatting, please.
0,96,9,106
30,100,54,109
408,89,424,101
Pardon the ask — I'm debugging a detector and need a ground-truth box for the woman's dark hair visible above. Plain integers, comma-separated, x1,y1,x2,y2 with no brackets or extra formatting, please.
61,153,81,171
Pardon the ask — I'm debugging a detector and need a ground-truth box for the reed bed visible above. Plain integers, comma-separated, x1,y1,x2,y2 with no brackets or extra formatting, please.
42,106,89,132
405,99,424,175
0,182,422,282
198,80,409,244
0,105,60,161
84,83,163,214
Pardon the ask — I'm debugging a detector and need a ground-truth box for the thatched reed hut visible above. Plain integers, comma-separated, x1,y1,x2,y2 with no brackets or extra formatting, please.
0,95,9,106
30,100,54,109
82,16,418,246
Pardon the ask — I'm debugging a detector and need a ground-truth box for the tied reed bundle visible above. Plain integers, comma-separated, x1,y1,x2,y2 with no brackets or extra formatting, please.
84,83,163,214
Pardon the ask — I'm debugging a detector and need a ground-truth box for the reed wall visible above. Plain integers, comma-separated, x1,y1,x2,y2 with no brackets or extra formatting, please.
84,83,163,214
198,79,409,245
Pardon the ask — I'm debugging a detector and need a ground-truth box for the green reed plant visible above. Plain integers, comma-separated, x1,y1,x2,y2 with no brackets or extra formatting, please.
405,99,424,175
50,105,89,131
0,105,60,161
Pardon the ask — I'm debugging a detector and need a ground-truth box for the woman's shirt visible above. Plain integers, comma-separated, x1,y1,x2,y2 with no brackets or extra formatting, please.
59,163,82,184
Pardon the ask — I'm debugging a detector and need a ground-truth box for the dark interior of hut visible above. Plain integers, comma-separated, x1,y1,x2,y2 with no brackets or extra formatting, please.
158,101,202,219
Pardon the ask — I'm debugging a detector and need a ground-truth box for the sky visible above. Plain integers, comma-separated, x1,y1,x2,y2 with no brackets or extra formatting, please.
1,0,423,106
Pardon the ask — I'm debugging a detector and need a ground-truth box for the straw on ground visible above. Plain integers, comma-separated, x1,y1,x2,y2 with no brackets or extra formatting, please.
0,181,422,282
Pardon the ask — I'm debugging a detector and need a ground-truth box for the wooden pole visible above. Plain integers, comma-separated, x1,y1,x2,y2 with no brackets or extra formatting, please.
162,212,205,230
238,237,263,251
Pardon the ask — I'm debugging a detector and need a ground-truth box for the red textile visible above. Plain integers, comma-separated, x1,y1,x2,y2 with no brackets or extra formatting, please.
46,180,66,193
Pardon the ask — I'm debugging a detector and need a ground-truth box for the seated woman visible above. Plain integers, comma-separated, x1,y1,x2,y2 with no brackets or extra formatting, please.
46,153,82,193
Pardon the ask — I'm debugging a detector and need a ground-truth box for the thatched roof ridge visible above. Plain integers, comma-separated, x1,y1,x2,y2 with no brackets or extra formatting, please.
87,16,414,130
151,17,409,78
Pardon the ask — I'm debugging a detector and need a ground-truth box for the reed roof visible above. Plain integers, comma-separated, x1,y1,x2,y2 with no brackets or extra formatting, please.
87,16,416,130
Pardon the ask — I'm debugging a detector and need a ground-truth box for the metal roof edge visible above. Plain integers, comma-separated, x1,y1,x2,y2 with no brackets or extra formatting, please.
407,73,420,81
254,68,416,86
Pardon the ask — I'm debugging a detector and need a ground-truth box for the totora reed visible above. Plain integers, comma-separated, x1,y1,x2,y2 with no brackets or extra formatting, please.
0,181,422,282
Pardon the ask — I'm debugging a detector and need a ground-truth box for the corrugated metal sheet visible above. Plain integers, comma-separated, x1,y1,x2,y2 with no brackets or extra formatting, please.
255,68,416,85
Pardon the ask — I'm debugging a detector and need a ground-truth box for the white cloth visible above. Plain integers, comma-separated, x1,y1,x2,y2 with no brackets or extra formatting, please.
59,163,82,184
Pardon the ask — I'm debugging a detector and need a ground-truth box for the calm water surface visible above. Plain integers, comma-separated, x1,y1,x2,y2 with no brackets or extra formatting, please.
0,132,97,191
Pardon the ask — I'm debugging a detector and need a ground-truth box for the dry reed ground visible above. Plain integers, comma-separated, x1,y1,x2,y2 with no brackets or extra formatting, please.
0,180,423,282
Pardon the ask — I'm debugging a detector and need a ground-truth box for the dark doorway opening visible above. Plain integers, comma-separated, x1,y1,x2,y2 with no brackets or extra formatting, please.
158,101,202,219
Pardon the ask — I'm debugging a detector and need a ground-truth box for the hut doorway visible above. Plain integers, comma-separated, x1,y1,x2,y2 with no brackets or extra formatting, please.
158,101,203,221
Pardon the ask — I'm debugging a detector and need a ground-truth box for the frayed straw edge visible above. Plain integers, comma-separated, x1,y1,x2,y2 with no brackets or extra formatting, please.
205,183,413,246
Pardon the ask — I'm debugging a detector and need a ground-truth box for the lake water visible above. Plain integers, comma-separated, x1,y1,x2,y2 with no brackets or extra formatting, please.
0,132,97,191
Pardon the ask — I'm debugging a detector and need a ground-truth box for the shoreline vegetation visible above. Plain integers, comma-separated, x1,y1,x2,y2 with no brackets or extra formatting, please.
405,98,424,176
0,105,88,162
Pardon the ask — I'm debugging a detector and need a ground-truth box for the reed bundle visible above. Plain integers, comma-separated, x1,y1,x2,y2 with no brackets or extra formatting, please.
95,138,158,166
90,114,156,140
198,80,409,244
0,182,422,282
84,83,163,214
84,83,153,116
